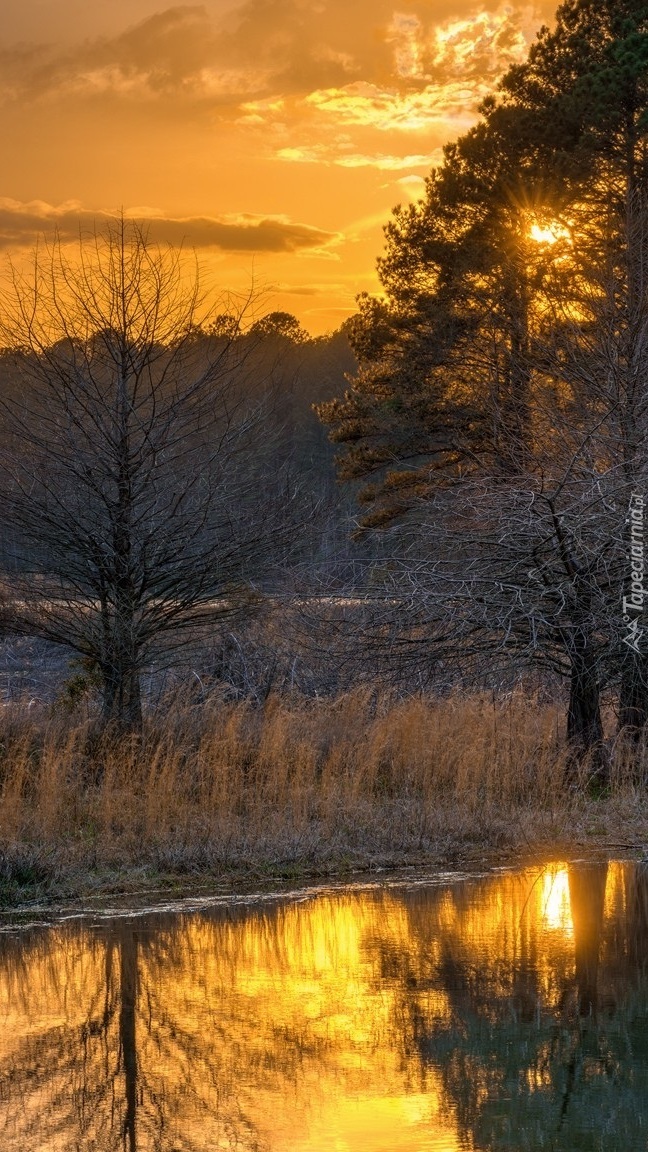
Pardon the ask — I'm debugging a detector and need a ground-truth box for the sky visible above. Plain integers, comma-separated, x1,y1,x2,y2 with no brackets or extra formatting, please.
1,0,558,334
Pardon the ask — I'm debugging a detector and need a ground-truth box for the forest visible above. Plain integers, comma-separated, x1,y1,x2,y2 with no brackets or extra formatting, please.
1,0,648,897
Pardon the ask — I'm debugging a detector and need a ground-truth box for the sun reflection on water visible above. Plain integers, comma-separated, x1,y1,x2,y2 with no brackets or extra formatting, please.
0,860,645,1150
541,867,574,936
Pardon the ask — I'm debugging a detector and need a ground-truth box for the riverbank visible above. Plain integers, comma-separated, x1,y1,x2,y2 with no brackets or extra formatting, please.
1,689,646,907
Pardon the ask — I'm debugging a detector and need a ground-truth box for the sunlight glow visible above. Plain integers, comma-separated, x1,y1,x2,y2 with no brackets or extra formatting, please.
541,868,573,935
431,10,532,73
530,222,570,245
305,82,485,132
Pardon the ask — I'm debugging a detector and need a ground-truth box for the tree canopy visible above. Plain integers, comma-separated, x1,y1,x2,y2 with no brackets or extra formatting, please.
317,0,648,758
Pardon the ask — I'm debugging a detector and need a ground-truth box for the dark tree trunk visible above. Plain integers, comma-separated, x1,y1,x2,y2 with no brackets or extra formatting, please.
101,662,142,731
100,646,142,732
99,353,143,734
567,658,603,750
100,592,142,732
565,627,605,785
119,928,139,1152
568,862,608,1017
627,861,648,971
496,251,532,472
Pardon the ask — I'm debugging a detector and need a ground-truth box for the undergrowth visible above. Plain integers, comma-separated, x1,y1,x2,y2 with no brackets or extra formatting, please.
0,688,645,902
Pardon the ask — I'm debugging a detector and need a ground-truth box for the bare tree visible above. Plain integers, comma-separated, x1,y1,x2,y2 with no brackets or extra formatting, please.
0,220,280,729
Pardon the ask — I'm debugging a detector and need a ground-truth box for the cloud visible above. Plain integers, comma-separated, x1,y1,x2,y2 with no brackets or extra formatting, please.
276,145,433,169
0,199,339,253
395,173,426,185
394,174,427,193
0,6,271,107
305,79,496,132
144,211,340,252
0,1,556,115
234,4,552,155
266,280,351,297
219,0,552,99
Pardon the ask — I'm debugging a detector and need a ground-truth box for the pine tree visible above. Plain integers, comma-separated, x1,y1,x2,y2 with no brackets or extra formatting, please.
318,0,648,757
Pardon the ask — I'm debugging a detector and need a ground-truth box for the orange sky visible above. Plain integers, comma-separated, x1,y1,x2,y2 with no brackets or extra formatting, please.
1,0,557,333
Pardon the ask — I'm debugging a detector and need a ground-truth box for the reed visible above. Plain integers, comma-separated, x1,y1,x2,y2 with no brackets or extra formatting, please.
0,689,644,898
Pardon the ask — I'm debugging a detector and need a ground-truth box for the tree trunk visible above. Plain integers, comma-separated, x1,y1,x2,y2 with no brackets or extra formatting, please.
627,861,648,971
568,862,608,1017
566,628,605,785
100,602,142,732
119,927,139,1152
496,252,532,472
101,658,142,731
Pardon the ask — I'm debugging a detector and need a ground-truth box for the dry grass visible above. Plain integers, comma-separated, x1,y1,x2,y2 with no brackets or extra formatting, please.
0,688,646,901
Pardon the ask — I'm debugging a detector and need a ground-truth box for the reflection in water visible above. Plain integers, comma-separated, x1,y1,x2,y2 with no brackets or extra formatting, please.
0,862,648,1150
569,862,607,1016
541,867,573,935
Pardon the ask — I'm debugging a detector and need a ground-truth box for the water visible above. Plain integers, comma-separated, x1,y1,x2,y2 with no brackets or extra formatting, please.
1,860,647,1150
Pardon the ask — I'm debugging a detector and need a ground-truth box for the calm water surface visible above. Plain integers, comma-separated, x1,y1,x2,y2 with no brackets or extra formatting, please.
1,860,647,1150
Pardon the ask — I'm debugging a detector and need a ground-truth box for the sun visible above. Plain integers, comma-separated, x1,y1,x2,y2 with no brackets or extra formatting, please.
530,221,570,245
530,224,557,244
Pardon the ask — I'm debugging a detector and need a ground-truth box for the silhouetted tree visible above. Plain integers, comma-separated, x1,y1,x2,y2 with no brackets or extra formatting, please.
0,220,278,730
249,310,309,343
318,0,648,757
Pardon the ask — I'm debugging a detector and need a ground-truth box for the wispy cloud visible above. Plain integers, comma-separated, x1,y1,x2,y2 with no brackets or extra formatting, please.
276,145,433,169
0,199,340,253
305,80,488,131
266,280,353,297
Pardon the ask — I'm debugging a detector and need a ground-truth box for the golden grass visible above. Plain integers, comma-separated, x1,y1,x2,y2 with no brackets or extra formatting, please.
0,689,646,898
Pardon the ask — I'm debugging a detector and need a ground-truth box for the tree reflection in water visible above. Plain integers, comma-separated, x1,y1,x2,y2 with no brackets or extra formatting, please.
0,914,266,1151
383,861,648,1150
0,863,647,1150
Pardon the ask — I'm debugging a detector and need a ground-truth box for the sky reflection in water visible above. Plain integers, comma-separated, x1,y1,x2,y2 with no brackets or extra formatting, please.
0,860,647,1150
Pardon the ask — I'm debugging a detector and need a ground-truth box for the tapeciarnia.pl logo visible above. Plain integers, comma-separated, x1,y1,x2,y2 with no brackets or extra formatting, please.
623,493,645,654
